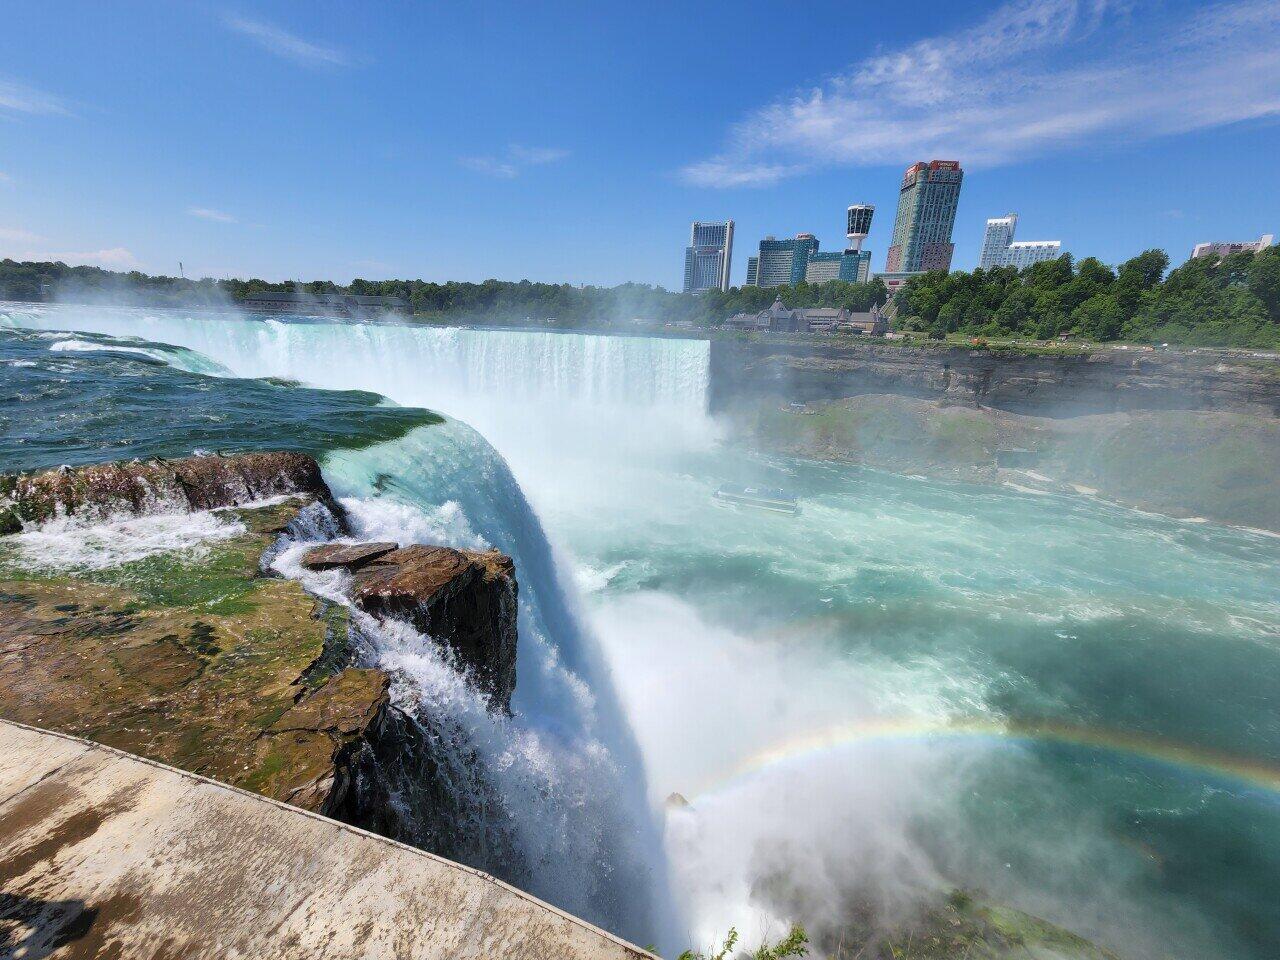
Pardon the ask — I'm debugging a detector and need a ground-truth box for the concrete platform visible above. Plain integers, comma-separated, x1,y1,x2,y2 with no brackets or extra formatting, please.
0,719,656,959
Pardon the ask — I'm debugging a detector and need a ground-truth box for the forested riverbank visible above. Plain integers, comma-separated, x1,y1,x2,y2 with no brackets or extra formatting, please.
5,243,1277,348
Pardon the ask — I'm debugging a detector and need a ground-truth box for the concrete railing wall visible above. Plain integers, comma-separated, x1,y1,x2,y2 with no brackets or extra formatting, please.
0,719,656,960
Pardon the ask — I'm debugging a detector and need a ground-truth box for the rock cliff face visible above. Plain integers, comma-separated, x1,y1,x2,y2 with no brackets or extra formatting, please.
0,453,520,854
710,340,1280,418
310,543,518,711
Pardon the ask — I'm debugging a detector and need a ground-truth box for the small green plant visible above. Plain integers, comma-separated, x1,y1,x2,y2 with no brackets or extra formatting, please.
676,924,808,960
751,924,809,959
675,927,737,960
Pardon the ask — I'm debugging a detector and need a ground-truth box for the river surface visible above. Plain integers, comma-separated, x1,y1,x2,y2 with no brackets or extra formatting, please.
3,303,1278,959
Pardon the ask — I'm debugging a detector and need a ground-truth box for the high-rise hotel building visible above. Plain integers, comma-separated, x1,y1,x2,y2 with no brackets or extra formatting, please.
884,161,963,274
979,214,1062,270
683,221,735,292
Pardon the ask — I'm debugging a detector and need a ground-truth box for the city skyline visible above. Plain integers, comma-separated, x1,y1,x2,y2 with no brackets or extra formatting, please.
1,2,1278,289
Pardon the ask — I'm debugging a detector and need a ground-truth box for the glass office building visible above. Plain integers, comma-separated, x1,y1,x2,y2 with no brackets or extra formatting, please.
804,249,871,284
751,234,820,287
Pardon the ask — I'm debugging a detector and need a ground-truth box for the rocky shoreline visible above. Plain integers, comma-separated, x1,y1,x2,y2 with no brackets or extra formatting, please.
0,452,518,847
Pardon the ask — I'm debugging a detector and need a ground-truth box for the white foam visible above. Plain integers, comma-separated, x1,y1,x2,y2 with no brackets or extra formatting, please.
1003,481,1052,496
574,561,628,594
49,337,167,361
9,509,246,571
267,498,672,947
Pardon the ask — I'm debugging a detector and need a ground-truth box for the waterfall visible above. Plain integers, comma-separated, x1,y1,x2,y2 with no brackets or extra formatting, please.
0,304,711,420
292,422,675,945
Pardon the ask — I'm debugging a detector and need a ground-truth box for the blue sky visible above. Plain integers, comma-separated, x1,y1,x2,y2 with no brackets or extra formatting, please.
1,0,1277,288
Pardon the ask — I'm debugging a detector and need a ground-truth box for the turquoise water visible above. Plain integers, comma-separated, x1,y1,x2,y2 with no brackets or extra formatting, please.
552,444,1280,956
0,327,439,472
3,303,1278,958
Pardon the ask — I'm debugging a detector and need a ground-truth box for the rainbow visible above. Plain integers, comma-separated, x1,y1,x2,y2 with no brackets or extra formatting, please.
689,717,1280,802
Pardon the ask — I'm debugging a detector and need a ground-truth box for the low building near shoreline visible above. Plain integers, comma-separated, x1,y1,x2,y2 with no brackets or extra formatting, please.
725,298,887,335
239,291,409,317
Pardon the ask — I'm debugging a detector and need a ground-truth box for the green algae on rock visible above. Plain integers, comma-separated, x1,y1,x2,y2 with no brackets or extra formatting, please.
0,449,526,869
847,891,1122,959
0,496,385,816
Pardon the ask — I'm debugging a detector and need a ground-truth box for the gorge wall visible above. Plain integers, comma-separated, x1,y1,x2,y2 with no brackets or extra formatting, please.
709,339,1280,418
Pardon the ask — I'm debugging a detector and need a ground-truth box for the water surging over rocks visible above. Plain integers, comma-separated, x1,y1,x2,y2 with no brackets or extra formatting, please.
0,450,344,534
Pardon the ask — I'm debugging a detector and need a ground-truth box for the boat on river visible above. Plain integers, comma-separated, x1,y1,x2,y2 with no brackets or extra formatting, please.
712,483,801,515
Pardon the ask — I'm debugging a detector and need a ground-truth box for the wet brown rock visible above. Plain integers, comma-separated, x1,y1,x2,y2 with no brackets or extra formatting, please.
302,542,400,571
350,544,518,710
0,451,345,532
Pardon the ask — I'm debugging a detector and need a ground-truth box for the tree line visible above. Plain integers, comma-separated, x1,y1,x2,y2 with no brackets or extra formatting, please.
0,258,885,328
895,246,1280,348
4,247,1277,346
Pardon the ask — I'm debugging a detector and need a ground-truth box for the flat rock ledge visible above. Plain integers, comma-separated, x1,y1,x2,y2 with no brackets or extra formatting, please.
302,541,399,571
0,496,383,820
303,542,519,711
0,451,345,534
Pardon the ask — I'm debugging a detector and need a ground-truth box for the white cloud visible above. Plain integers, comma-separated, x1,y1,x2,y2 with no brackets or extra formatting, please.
188,206,237,223
223,15,348,68
0,227,46,244
682,0,1280,187
0,78,69,116
460,144,570,178
679,159,808,189
459,156,520,179
507,145,570,165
